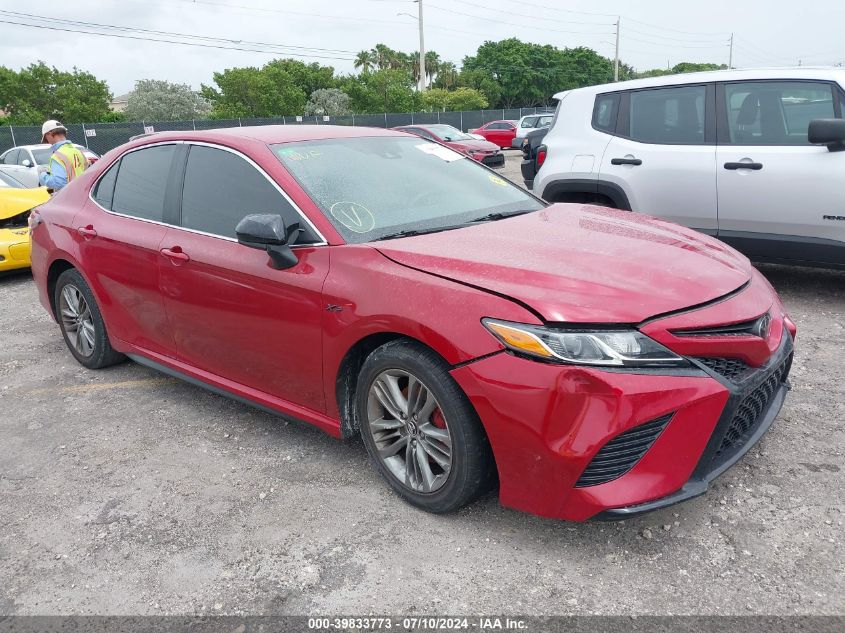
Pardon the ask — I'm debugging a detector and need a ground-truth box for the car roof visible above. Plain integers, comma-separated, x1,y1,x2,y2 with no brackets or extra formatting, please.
553,66,845,99
130,125,405,146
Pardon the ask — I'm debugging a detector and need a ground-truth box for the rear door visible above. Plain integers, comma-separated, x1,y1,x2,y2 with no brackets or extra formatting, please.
75,143,180,357
598,83,718,232
158,143,330,410
715,79,845,266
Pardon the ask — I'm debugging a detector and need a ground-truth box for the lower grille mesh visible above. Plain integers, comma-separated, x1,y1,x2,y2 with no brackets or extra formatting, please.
715,354,792,460
695,357,752,382
575,414,672,487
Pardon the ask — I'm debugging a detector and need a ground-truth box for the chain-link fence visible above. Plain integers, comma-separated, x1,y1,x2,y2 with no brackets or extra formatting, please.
1,107,553,157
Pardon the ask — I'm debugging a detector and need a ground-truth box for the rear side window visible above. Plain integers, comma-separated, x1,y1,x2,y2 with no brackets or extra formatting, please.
180,145,311,241
592,93,620,134
723,81,836,145
520,117,538,128
111,145,177,222
630,86,706,144
487,122,512,130
92,161,119,209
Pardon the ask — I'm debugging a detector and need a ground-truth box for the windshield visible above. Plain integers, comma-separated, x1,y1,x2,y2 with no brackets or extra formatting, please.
424,125,473,141
32,148,52,165
273,136,544,243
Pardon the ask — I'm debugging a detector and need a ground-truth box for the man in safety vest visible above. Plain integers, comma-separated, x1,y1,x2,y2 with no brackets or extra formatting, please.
38,120,87,191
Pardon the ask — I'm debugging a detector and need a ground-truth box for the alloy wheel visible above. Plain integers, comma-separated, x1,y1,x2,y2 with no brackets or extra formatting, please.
366,369,453,493
59,284,96,357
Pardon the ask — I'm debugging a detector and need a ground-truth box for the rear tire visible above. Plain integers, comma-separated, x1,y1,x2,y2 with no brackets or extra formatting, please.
356,340,496,513
55,269,125,369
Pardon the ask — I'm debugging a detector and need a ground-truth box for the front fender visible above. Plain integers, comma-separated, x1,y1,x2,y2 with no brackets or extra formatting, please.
321,245,541,419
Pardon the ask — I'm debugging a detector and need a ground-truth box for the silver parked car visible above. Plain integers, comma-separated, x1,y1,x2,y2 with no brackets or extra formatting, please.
511,113,554,148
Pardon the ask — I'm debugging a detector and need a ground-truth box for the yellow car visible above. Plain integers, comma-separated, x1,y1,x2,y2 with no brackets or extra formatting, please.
0,172,50,272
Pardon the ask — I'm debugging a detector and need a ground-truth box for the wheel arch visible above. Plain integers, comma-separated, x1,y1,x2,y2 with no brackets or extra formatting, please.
46,258,78,320
542,178,631,210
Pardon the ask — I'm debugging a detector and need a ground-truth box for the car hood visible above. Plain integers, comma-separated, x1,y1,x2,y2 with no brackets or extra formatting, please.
0,188,50,220
449,139,499,152
373,204,752,323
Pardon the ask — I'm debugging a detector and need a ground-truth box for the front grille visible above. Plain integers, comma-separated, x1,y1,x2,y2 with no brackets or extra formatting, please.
575,414,672,487
695,357,752,382
714,354,792,462
671,315,766,337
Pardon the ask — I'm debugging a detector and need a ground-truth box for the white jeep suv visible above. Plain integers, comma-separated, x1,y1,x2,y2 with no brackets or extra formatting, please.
533,68,845,269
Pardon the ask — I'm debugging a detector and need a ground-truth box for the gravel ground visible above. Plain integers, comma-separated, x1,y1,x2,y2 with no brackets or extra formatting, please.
0,152,843,616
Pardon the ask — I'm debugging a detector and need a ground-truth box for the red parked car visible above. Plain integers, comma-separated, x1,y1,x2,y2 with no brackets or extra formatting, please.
29,125,796,521
469,120,517,149
393,124,504,167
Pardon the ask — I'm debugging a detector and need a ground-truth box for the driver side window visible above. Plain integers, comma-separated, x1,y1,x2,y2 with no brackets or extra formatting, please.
180,145,317,242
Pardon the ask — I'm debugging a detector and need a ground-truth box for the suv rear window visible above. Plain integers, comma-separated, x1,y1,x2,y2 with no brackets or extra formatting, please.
592,93,620,134
629,86,706,144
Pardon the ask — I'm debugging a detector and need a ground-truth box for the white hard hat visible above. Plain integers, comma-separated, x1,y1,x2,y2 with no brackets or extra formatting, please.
41,119,67,143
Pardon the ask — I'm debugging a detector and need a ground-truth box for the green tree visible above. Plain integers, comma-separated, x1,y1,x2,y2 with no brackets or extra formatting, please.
202,66,306,118
446,87,488,111
341,69,416,113
424,51,441,87
421,88,452,111
0,62,111,124
125,79,210,121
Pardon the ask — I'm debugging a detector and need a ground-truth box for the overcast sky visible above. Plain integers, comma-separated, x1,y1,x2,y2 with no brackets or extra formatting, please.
1,0,842,96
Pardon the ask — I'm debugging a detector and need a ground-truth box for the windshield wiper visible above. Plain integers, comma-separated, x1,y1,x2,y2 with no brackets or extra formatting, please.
373,226,459,241
468,209,534,223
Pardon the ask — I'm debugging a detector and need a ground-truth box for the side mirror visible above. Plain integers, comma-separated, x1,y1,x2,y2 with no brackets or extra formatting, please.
235,213,303,270
21,159,32,168
808,118,845,151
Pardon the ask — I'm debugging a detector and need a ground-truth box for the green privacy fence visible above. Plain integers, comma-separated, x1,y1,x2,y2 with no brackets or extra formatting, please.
0,107,554,158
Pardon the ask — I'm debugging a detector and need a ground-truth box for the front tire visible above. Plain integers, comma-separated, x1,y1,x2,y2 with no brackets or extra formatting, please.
55,269,124,369
356,340,495,513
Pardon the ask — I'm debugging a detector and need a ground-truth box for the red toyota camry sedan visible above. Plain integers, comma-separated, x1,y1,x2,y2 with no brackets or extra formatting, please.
29,126,796,521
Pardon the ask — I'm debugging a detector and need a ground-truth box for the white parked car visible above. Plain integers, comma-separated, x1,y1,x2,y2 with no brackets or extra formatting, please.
510,112,554,148
533,67,845,269
0,143,99,187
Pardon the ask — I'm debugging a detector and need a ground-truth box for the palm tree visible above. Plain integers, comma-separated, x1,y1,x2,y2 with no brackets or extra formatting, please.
408,52,422,86
424,51,441,88
436,61,458,89
372,44,395,70
354,50,375,73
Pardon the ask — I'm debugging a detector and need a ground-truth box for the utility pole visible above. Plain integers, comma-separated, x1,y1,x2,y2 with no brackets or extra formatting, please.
728,33,734,69
613,17,620,82
417,0,426,92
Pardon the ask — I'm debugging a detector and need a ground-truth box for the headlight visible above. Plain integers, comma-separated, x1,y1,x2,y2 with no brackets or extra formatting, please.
482,319,689,367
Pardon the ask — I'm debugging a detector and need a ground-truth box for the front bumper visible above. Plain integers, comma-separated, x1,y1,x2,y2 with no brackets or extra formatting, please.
480,153,505,168
0,229,32,272
450,330,793,522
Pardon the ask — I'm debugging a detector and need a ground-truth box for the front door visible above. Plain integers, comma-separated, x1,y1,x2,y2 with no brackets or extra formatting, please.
715,79,845,266
599,84,718,233
158,144,330,410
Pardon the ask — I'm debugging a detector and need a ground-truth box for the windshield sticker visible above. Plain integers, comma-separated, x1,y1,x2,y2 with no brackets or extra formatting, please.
278,148,322,161
488,174,507,187
330,201,376,233
415,142,464,162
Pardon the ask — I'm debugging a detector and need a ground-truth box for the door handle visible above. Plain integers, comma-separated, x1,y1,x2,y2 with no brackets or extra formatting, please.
610,157,642,166
160,247,190,264
77,226,97,239
724,162,763,170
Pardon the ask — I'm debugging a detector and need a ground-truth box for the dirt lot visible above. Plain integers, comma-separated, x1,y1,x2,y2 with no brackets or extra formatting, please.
1,152,843,616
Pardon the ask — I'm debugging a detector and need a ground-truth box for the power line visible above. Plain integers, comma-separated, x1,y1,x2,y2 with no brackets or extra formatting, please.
451,0,611,26
0,9,359,55
0,18,358,61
